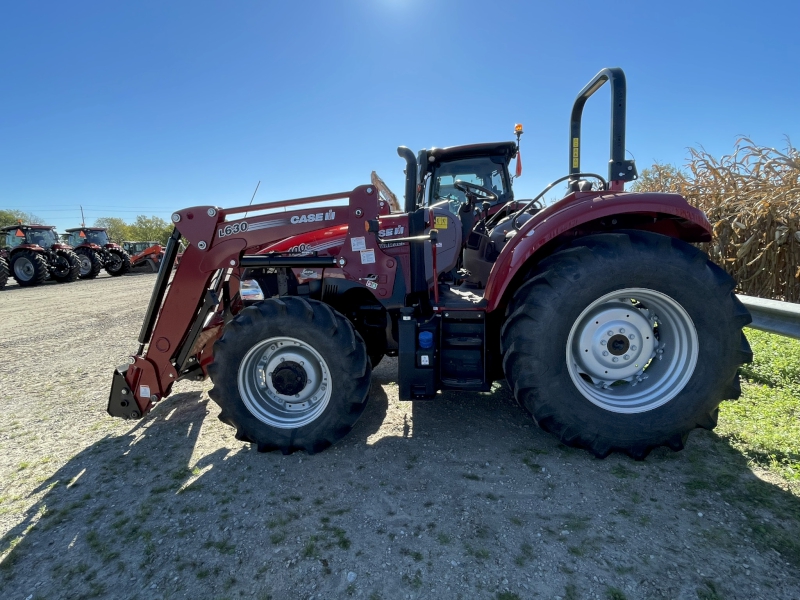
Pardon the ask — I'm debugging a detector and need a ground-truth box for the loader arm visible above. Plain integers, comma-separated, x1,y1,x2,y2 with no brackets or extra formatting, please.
108,184,393,419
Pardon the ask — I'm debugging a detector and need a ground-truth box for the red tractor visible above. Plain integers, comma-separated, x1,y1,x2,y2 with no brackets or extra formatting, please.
108,68,751,459
66,227,132,279
0,224,80,287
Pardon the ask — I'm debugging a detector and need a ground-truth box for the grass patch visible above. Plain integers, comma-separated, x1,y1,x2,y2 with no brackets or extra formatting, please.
716,329,800,483
605,587,628,600
514,542,534,566
203,540,236,555
697,580,724,600
399,547,423,561
401,569,422,589
522,457,541,471
464,543,490,560
609,464,639,479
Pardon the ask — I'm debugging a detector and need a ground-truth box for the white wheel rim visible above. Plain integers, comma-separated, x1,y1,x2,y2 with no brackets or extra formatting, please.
78,254,92,275
566,288,698,413
14,257,35,281
237,336,332,429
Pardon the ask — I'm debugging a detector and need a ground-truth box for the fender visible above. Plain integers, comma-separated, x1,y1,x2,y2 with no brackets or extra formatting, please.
483,191,712,312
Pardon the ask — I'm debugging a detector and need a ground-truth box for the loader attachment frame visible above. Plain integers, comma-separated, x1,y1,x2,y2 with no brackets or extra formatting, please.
108,185,393,419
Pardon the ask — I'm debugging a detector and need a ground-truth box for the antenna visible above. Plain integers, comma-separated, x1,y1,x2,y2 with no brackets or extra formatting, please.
243,181,261,219
80,205,86,227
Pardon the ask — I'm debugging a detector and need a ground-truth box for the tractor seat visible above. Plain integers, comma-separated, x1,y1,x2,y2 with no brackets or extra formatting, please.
424,203,463,283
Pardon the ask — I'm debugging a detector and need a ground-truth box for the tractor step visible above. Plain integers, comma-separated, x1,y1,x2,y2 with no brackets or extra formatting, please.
440,311,488,391
398,308,489,400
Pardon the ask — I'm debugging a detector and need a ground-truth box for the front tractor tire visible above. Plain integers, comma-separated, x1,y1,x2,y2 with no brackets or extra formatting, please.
0,258,8,288
10,250,49,287
208,297,372,454
105,248,131,276
500,231,752,459
51,250,81,283
75,248,103,279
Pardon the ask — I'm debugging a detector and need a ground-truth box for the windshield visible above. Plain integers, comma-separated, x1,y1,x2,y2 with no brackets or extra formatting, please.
27,229,58,247
85,230,109,245
430,157,510,212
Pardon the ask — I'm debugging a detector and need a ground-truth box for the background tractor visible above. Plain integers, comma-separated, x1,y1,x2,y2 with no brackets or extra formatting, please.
0,256,8,288
108,68,751,460
0,224,80,286
66,227,132,278
123,241,165,272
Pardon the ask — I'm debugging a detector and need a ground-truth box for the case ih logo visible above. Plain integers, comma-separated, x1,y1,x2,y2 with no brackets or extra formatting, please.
378,226,404,238
290,210,336,224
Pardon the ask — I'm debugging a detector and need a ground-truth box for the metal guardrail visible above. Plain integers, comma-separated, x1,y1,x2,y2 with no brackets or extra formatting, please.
737,295,800,340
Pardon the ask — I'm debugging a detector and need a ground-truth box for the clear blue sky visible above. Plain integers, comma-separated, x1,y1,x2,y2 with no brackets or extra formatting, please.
1,0,797,230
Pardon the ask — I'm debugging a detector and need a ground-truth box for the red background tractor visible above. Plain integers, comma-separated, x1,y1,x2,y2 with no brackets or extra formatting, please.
66,227,132,278
0,224,80,287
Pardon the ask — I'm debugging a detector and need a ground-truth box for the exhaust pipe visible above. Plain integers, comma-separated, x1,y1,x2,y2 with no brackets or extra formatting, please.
397,146,418,213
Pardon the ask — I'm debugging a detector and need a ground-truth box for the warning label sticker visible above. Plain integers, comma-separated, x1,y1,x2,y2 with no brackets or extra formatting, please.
139,385,151,399
350,236,367,251
434,216,449,229
360,249,375,264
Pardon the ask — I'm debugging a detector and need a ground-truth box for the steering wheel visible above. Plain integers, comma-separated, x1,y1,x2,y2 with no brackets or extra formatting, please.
454,180,497,203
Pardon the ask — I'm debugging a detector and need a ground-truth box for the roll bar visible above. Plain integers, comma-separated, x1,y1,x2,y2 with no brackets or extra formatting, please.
570,67,638,188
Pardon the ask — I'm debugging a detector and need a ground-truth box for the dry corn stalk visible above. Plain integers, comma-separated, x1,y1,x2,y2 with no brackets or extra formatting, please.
633,137,800,301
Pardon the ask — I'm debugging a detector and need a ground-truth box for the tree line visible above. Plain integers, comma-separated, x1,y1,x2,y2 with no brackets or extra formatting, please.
0,210,173,245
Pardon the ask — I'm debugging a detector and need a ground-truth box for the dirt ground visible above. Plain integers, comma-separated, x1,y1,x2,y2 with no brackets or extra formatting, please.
1,274,799,600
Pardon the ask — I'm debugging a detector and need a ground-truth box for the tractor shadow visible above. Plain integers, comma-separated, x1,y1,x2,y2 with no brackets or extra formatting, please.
2,368,799,599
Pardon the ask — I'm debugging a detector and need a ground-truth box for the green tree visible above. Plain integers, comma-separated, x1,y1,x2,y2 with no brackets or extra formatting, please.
0,209,44,227
629,162,688,194
93,217,132,243
128,215,173,245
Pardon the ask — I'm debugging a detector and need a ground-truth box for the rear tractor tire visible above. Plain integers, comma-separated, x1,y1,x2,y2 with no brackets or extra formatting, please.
105,249,131,276
10,250,48,287
52,250,81,283
501,230,752,459
208,297,372,454
0,258,8,288
75,248,103,279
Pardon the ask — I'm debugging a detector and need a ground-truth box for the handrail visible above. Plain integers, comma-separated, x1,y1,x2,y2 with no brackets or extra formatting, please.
570,67,637,187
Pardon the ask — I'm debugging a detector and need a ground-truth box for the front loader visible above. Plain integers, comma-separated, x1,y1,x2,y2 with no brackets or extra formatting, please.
108,68,751,459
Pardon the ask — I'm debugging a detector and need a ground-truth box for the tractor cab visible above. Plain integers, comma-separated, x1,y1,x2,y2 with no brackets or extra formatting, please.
123,241,160,255
406,140,531,288
66,227,112,248
2,225,62,250
419,142,517,213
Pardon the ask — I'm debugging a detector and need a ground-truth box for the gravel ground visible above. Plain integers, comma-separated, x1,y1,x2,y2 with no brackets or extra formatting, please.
1,274,799,600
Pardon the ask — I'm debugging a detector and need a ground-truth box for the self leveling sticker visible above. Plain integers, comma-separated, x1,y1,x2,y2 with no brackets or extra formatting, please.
572,137,580,169
350,236,366,251
360,249,376,264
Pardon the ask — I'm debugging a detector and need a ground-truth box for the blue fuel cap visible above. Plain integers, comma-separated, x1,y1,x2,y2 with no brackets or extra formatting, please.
418,331,434,349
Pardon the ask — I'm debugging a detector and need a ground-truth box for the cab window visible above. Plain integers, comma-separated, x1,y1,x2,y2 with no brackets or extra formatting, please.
429,157,509,212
